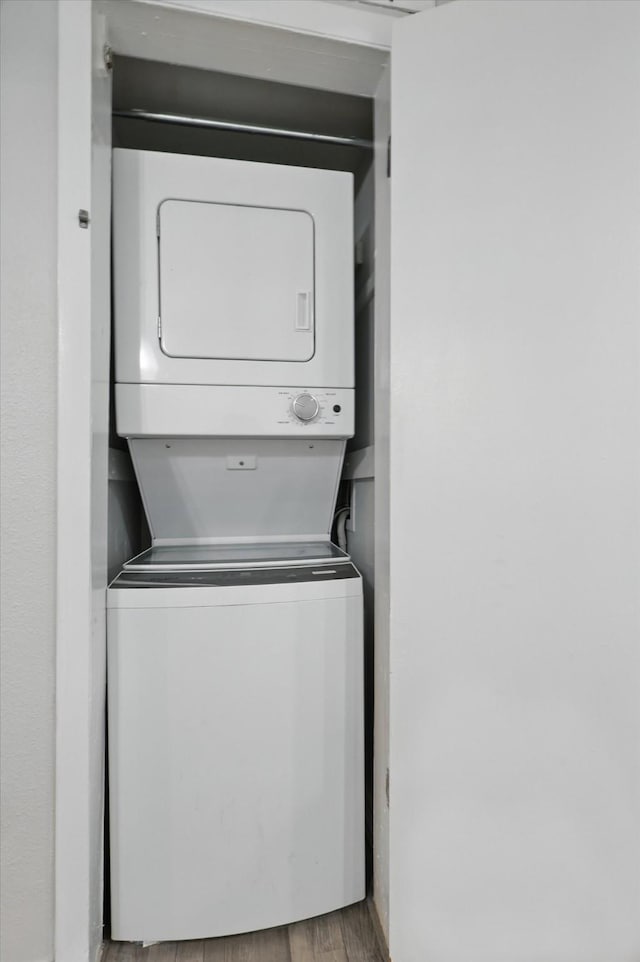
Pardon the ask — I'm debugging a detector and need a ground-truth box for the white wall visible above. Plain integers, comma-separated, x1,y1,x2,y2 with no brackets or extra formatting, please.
0,2,58,960
389,2,640,960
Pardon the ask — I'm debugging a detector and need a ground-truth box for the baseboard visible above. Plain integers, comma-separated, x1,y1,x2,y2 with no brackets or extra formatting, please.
366,895,390,961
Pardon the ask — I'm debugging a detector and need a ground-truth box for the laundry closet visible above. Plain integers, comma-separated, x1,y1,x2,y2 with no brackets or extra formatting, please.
105,50,379,944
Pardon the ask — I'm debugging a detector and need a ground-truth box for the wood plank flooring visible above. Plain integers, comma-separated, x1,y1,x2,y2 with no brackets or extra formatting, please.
102,900,387,962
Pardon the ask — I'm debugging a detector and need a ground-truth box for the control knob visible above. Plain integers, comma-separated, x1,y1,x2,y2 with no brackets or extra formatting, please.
293,393,320,422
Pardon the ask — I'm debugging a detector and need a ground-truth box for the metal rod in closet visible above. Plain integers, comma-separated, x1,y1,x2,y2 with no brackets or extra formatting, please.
113,109,373,149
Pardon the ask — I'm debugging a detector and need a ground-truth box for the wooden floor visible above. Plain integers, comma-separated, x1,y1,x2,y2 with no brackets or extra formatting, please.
103,900,387,962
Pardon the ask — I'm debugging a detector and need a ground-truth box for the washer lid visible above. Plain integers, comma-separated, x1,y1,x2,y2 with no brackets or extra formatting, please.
112,562,359,588
123,540,350,572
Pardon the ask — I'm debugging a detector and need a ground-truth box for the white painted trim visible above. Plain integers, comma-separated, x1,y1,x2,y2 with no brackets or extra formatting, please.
55,3,94,961
56,3,112,960
134,0,402,48
101,0,388,97
372,62,391,943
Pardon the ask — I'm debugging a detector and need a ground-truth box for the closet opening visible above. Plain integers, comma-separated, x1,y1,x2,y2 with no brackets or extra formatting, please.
105,52,377,937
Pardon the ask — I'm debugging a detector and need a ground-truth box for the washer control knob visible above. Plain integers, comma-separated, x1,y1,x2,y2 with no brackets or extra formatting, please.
293,393,320,422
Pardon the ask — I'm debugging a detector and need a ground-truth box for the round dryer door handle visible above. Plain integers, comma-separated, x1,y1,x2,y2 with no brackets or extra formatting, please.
293,393,320,422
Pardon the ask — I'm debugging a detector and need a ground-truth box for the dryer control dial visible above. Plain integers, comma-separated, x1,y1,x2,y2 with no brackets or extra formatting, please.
293,393,320,422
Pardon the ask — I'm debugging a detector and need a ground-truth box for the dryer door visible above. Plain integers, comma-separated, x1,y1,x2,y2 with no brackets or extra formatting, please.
159,200,315,363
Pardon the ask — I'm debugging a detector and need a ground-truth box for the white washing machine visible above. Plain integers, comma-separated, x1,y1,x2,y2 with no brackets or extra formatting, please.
107,546,364,943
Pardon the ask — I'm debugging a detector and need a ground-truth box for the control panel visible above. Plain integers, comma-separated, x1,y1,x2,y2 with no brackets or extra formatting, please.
116,384,355,438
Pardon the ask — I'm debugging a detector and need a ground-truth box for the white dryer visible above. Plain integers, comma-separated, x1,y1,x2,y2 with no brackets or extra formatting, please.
113,148,354,388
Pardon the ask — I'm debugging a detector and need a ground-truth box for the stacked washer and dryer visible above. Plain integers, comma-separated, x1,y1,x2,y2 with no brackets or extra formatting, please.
107,149,364,943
